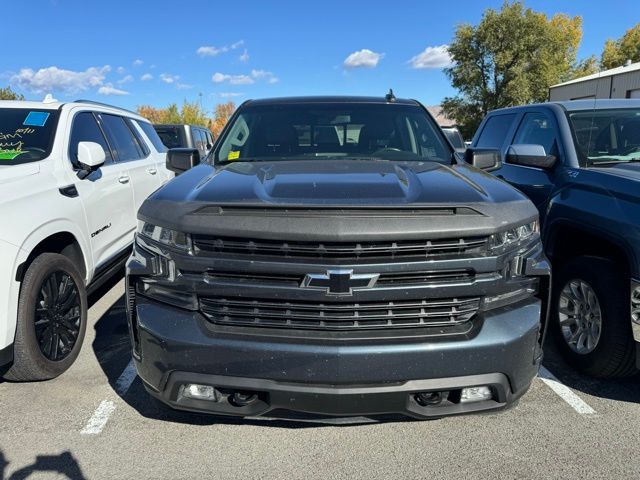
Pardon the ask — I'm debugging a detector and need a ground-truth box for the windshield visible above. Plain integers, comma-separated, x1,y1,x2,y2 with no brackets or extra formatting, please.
0,108,59,165
568,108,640,165
154,126,184,149
215,102,452,164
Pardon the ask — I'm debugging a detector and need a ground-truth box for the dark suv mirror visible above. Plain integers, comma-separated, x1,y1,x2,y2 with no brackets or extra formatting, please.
507,144,557,169
167,148,200,175
464,148,501,171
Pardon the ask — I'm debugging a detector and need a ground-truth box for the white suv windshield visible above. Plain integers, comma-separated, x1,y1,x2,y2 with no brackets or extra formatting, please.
0,108,59,165
569,108,640,165
215,103,452,164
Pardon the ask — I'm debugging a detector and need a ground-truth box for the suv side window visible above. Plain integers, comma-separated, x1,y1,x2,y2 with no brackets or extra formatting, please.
475,113,516,148
98,113,145,162
68,112,114,166
512,111,558,155
194,129,206,156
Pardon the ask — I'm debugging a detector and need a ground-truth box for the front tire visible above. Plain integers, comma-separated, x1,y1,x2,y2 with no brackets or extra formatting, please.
551,256,637,378
3,253,87,381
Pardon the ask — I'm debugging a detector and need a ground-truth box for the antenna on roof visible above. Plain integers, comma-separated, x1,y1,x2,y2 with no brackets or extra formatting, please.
385,88,396,102
43,93,58,104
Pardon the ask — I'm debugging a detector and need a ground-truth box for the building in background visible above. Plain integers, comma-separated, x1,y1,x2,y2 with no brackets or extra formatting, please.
549,61,640,101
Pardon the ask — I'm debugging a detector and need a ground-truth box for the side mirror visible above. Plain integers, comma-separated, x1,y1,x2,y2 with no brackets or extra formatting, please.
167,148,200,175
464,148,501,171
507,144,557,169
76,141,106,179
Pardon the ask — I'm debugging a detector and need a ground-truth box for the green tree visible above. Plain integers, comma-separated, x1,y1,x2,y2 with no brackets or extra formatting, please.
180,100,208,126
0,86,24,101
442,1,586,138
601,23,640,69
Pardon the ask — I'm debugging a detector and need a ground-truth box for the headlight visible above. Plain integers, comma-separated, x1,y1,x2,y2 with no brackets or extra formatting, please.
489,219,539,251
137,221,191,251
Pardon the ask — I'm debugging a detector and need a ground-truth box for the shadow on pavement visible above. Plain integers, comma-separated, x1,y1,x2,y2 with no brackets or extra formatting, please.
0,450,86,480
541,335,640,404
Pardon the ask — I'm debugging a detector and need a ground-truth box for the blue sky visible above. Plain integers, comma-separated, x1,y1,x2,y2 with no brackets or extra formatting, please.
2,1,637,114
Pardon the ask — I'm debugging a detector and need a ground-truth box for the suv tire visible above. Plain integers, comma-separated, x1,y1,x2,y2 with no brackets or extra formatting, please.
551,256,636,378
4,253,87,381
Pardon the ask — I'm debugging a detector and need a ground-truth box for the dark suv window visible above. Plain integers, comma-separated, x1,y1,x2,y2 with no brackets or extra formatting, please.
0,108,60,165
475,113,516,149
98,113,145,162
513,112,557,155
135,120,167,152
69,112,113,166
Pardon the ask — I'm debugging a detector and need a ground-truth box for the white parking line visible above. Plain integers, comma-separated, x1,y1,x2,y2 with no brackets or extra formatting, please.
81,358,137,435
114,359,137,396
538,366,596,415
81,400,116,435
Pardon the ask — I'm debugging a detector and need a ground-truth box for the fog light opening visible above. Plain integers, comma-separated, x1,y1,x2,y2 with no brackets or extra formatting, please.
229,391,259,407
181,383,218,402
414,391,445,407
460,386,493,403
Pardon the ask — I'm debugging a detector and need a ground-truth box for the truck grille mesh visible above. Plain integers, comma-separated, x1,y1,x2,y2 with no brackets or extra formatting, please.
192,235,488,260
200,297,480,330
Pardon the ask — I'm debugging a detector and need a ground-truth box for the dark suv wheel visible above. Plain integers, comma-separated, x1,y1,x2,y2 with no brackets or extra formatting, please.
3,253,87,381
551,256,637,378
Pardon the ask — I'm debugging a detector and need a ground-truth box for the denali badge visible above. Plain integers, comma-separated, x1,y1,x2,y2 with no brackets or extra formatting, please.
301,269,379,295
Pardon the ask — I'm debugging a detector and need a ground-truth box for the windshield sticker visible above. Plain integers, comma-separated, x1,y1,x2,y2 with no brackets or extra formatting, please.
23,111,50,127
227,150,240,160
0,127,35,153
0,150,23,160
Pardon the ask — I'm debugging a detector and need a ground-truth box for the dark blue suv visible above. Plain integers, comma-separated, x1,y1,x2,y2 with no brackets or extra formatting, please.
470,99,640,378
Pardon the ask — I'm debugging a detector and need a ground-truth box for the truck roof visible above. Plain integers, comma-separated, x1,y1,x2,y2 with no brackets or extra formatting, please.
488,99,640,115
244,95,420,106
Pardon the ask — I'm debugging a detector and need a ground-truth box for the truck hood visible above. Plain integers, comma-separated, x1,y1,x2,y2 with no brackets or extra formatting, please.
590,162,640,182
0,162,40,185
139,160,537,241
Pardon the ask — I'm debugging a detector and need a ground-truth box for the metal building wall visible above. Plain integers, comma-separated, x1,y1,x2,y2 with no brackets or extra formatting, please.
549,71,640,101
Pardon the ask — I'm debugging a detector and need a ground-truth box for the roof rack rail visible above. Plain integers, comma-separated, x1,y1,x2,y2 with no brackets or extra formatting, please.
73,99,139,116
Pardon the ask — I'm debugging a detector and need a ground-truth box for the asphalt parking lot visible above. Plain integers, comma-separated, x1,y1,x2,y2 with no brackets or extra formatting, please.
1,272,639,480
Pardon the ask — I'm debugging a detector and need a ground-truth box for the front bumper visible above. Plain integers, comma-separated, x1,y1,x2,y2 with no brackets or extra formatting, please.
131,296,543,419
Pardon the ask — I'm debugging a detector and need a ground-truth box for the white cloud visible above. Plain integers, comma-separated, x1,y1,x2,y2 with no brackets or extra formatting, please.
98,83,129,96
160,73,179,84
408,45,453,69
116,66,126,74
117,74,134,85
212,72,254,85
239,49,249,62
10,65,111,94
197,40,245,57
212,69,278,85
176,83,193,90
218,92,244,98
133,59,144,67
140,73,153,81
343,49,384,68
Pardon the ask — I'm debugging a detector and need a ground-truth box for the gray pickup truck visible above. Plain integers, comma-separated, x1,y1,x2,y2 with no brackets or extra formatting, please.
471,99,640,378
126,95,550,419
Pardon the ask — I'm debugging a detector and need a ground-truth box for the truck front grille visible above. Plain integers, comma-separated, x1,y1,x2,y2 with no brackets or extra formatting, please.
200,297,480,330
192,235,488,260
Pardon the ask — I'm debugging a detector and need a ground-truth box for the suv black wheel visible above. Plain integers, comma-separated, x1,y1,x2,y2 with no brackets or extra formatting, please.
3,253,87,381
551,256,637,378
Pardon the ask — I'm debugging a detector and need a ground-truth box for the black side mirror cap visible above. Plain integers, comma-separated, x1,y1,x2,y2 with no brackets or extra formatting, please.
167,148,200,175
506,144,556,169
464,148,502,171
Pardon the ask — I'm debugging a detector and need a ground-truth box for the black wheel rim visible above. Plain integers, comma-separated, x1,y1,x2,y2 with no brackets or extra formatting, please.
34,271,81,361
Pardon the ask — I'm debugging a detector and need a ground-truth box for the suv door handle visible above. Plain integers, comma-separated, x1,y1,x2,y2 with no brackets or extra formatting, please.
147,167,157,175
118,175,130,184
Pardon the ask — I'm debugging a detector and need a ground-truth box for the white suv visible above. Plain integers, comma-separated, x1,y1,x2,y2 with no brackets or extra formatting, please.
0,97,172,380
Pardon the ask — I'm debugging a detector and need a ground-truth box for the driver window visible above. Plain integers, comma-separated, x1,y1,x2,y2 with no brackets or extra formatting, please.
513,112,558,156
68,112,113,167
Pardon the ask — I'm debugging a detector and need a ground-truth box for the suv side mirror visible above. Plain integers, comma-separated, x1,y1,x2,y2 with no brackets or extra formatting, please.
76,141,106,179
167,148,200,175
464,148,501,171
507,144,557,169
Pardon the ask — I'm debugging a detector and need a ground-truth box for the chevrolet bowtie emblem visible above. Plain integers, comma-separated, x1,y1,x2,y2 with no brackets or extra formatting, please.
301,269,379,295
